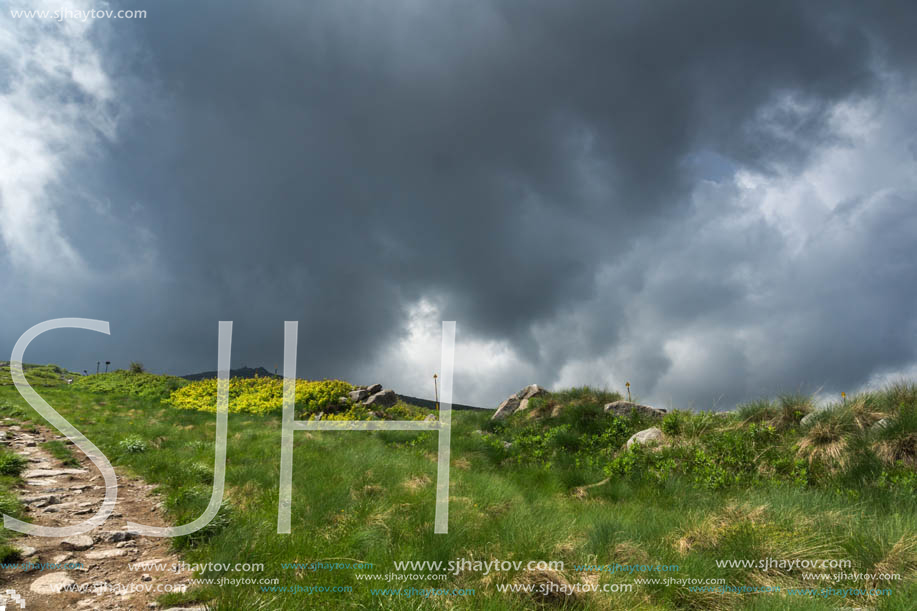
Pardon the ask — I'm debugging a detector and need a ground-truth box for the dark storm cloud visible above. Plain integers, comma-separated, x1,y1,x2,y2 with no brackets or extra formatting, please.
3,0,917,408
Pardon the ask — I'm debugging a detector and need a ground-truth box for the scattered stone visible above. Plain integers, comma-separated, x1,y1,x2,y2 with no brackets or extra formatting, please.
30,572,75,594
626,427,665,449
16,545,37,557
51,554,72,564
40,501,78,513
61,535,94,551
141,573,152,581
336,396,349,407
348,389,370,402
101,531,137,543
85,549,127,560
604,400,666,418
363,389,397,407
22,494,60,507
23,468,87,478
503,441,513,449
423,414,437,422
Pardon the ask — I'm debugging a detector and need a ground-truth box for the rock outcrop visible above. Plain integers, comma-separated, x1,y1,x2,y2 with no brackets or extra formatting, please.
492,385,548,420
363,389,397,408
604,400,666,418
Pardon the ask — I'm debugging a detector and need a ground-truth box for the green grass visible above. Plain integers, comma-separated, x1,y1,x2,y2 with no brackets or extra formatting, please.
42,439,80,467
0,363,78,387
72,369,188,399
0,382,914,609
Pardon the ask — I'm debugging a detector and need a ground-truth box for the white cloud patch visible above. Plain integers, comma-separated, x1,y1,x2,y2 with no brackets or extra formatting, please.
518,79,917,410
359,298,537,407
0,0,118,278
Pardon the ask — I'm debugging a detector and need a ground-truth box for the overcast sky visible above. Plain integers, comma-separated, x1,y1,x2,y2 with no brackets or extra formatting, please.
2,1,916,409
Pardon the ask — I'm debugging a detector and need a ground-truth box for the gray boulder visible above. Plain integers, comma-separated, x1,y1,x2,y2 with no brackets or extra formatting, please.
626,427,665,449
604,400,666,418
492,384,548,420
348,389,370,402
517,384,548,412
367,383,383,394
364,389,397,407
61,535,94,551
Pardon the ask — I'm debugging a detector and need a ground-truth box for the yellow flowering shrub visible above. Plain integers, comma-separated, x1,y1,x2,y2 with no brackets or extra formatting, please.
165,376,353,416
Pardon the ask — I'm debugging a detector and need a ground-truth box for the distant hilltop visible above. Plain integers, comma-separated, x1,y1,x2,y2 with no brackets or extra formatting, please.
180,366,278,381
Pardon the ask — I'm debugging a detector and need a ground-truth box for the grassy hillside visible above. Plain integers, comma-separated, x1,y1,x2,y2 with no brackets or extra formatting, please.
72,368,188,399
0,378,914,609
0,363,79,387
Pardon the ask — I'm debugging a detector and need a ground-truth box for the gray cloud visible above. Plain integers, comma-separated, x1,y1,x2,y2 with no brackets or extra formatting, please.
2,0,916,408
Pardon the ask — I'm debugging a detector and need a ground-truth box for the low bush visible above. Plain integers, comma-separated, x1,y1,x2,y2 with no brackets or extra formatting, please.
166,376,353,416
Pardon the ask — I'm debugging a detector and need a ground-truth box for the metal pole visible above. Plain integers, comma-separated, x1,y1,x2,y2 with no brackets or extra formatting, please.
434,373,439,410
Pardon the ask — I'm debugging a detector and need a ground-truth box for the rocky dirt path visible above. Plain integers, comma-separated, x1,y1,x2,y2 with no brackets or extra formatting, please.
0,418,202,610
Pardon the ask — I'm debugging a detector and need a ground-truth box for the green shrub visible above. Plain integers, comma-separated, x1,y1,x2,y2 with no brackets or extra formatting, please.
0,450,27,476
118,435,147,454
166,377,352,416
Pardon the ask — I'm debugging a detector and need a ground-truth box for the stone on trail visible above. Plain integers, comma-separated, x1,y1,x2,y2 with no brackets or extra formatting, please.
61,535,94,551
24,468,87,478
85,548,127,559
30,571,76,594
